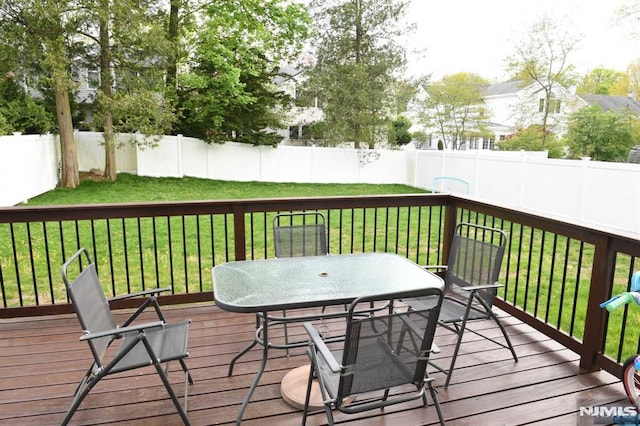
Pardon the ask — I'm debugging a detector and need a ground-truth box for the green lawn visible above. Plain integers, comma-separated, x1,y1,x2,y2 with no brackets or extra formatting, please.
4,174,434,307
25,173,427,205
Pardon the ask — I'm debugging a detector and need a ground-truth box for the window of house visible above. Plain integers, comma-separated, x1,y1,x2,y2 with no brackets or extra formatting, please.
289,126,300,139
499,135,506,141
301,125,310,140
88,70,100,90
483,136,495,150
539,98,561,114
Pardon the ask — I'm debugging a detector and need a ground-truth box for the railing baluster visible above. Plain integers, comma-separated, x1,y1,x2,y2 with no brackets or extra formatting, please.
167,216,175,293
137,217,144,291
122,218,131,294
10,223,23,306
181,216,188,293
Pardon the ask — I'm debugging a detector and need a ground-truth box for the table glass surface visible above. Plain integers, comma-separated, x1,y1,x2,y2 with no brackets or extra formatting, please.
212,252,443,312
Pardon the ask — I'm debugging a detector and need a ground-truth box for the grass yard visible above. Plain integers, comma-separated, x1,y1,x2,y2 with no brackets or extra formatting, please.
25,173,426,205
3,174,436,308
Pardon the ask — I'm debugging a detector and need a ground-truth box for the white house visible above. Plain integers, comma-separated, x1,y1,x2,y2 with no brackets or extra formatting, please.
412,79,640,152
273,64,324,146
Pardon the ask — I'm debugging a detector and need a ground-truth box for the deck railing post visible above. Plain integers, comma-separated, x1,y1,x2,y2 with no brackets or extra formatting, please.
441,203,457,266
233,205,247,261
580,234,614,371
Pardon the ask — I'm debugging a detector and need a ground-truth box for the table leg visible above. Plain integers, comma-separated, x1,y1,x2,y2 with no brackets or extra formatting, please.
235,311,270,425
228,313,262,376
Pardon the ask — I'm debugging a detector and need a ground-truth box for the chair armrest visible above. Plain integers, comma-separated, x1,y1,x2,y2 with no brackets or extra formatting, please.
80,320,164,341
424,264,447,271
108,287,170,302
304,322,341,373
459,282,503,292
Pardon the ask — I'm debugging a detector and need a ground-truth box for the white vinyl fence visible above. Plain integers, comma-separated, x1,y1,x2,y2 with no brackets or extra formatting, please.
2,131,640,236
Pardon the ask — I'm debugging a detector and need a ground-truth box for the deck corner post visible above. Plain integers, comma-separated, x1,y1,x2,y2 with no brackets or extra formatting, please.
580,235,614,372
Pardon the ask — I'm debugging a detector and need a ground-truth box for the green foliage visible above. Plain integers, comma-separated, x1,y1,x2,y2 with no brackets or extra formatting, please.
176,0,310,145
418,72,489,150
389,115,412,146
0,74,54,134
0,112,9,135
566,104,640,162
577,68,627,95
305,0,412,148
497,126,565,158
93,90,176,145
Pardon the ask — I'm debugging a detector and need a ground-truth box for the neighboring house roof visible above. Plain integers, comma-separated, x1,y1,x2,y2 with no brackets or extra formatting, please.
580,94,640,114
483,80,526,97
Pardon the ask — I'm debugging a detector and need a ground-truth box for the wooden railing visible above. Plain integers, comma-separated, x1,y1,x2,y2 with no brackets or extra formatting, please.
1,193,639,379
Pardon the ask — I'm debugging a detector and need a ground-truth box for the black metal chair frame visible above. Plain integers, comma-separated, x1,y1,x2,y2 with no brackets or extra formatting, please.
428,222,518,387
61,248,193,425
302,288,445,426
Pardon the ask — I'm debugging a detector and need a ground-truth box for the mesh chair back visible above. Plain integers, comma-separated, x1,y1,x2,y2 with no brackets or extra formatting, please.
273,212,327,257
337,289,442,399
445,223,507,307
62,249,116,363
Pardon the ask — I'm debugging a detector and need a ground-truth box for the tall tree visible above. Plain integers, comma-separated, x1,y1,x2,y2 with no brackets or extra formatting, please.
417,72,490,150
305,0,412,149
505,14,579,147
0,0,80,187
176,0,310,144
77,0,174,180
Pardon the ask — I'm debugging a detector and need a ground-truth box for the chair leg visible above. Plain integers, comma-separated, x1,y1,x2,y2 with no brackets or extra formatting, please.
302,362,315,426
487,309,518,362
152,358,190,425
444,321,467,388
427,381,445,426
180,358,195,385
61,377,99,426
283,309,290,357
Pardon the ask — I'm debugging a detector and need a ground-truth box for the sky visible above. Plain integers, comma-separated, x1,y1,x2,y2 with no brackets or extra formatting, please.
405,0,639,81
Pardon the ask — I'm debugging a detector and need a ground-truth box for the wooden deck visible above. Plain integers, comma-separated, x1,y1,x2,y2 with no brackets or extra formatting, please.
0,303,628,426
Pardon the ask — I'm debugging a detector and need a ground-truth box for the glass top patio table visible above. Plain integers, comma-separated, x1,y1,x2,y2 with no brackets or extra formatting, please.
212,252,444,312
212,252,443,425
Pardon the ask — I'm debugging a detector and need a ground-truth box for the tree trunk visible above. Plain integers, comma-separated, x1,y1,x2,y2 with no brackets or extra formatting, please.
166,0,180,93
103,115,116,181
56,88,79,188
100,3,117,181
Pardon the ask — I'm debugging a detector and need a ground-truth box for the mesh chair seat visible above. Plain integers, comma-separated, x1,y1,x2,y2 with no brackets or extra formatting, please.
111,321,190,374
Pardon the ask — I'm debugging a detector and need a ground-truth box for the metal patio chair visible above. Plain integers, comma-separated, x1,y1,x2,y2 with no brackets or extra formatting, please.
273,211,327,258
302,288,445,426
61,248,193,425
409,222,518,387
273,211,329,351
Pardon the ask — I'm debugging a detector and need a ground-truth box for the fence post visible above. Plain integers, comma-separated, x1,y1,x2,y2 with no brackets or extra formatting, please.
580,234,614,371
